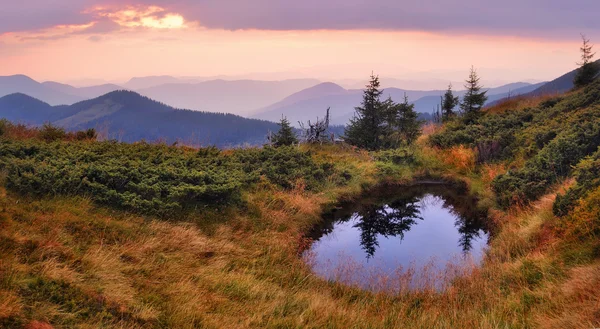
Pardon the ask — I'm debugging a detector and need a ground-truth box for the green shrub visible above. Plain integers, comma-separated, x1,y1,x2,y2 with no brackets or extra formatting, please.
39,123,67,142
373,148,416,165
554,150,600,216
0,119,8,136
0,140,340,218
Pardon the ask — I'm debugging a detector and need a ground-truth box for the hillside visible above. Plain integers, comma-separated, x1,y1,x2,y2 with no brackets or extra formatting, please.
0,91,279,147
1,77,600,328
526,59,600,96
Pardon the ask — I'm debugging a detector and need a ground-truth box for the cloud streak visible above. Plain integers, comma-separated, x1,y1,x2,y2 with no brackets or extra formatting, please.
1,0,599,38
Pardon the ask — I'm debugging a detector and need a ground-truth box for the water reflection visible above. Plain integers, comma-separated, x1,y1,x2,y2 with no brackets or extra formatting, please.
306,183,490,281
354,194,423,258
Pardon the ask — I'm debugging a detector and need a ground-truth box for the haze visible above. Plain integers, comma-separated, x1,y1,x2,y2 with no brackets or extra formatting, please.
1,0,599,88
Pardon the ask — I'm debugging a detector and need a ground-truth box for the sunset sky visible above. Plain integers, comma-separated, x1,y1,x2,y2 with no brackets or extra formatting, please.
1,0,599,86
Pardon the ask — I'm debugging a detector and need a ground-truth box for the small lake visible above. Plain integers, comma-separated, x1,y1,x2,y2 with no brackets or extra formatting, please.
303,183,490,292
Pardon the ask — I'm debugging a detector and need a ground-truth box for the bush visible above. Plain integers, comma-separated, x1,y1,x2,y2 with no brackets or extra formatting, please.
493,119,600,208
38,123,67,142
0,140,340,217
0,119,8,137
374,148,416,165
75,129,97,141
554,150,600,216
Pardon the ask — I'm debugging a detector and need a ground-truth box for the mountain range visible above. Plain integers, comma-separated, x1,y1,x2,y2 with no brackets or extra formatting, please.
0,91,278,147
0,64,588,146
251,81,546,126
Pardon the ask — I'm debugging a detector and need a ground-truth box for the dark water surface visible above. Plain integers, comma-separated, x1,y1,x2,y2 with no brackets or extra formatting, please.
304,183,490,291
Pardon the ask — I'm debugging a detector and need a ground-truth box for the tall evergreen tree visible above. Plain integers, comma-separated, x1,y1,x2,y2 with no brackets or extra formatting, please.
393,95,422,146
441,83,459,122
574,34,600,88
460,66,488,122
270,116,298,147
344,74,386,150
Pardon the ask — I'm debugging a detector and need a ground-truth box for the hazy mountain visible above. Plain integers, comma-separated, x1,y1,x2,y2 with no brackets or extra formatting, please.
253,82,541,126
0,91,278,147
42,81,123,99
0,75,83,105
0,93,61,123
137,78,321,115
0,75,126,106
123,76,204,90
256,82,349,116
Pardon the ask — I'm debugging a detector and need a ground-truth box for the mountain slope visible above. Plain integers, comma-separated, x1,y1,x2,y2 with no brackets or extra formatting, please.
42,81,123,99
137,79,321,115
527,60,600,96
0,91,279,147
0,93,57,123
256,82,349,115
0,75,83,105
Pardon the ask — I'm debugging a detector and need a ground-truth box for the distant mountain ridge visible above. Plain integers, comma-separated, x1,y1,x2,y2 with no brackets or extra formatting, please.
0,74,326,116
252,81,546,126
136,78,321,115
0,91,278,147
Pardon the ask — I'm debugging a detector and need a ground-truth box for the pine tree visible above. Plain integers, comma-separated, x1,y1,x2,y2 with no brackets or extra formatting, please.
393,94,422,145
344,74,387,150
441,83,459,122
460,66,488,122
270,116,298,147
574,34,600,88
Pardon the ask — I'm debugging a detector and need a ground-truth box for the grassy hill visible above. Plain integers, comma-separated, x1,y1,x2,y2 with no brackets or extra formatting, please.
0,77,600,328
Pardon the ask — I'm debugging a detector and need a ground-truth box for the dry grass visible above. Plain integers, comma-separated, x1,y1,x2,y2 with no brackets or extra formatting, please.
485,93,563,114
440,145,477,174
0,143,598,328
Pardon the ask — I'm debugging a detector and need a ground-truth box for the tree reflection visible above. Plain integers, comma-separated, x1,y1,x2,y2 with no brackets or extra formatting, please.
313,184,489,259
352,196,423,258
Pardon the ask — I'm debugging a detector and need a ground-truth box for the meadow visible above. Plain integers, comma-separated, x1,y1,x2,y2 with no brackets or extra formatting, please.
1,80,600,328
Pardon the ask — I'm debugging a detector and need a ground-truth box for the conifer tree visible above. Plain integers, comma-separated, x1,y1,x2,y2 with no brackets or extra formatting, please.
574,34,600,88
344,74,386,150
460,66,488,122
441,83,459,122
394,94,422,145
270,116,298,147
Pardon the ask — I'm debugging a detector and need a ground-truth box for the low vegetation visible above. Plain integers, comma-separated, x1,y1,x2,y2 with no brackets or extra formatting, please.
1,70,600,328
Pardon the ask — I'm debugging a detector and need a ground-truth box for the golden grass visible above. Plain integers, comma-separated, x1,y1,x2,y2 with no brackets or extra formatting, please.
0,143,598,328
485,93,563,114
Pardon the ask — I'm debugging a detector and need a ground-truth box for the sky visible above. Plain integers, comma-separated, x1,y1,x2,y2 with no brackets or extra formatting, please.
1,0,599,87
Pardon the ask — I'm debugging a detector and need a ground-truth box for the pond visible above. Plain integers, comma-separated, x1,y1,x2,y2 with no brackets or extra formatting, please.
303,183,490,292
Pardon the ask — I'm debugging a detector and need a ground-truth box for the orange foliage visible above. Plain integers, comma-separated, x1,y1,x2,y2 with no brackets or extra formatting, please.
481,163,507,187
441,146,476,173
24,321,54,329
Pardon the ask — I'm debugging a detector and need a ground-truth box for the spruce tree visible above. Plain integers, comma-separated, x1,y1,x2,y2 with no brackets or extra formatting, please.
344,74,386,150
460,66,488,122
270,116,298,147
394,94,422,145
574,34,600,88
441,83,459,122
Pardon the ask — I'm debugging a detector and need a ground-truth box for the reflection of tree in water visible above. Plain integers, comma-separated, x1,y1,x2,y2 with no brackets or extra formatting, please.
315,184,489,259
353,195,423,258
456,216,485,254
